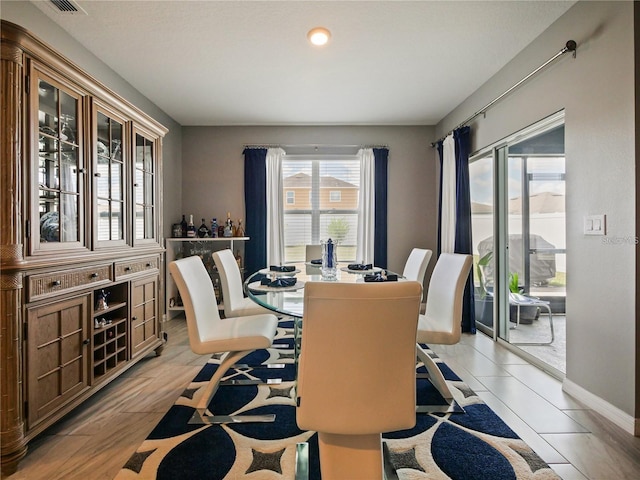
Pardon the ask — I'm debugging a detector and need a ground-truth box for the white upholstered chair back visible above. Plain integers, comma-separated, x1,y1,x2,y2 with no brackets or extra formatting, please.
420,253,473,345
402,248,432,294
213,249,243,310
296,281,422,479
169,255,222,355
305,244,322,261
213,248,277,318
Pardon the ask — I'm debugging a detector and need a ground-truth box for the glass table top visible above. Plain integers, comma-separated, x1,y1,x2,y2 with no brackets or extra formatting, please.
244,262,403,318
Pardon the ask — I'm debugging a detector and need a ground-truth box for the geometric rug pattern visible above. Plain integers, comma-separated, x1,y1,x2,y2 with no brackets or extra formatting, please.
115,319,561,479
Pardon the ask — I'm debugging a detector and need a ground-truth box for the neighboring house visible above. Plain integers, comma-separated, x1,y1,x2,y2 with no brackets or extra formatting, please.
283,172,358,210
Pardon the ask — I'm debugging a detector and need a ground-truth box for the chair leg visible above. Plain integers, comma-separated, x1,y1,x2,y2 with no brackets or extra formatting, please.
511,303,555,346
317,432,384,480
295,442,310,480
415,345,462,413
232,363,286,369
416,344,453,399
190,350,277,424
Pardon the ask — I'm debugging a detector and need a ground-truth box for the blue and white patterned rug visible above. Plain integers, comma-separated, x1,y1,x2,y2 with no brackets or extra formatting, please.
115,319,561,479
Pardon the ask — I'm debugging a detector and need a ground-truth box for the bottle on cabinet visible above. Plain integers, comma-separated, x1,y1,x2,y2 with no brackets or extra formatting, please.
211,218,218,238
198,218,209,238
223,212,233,237
180,214,188,238
235,219,245,237
186,215,197,238
172,222,182,238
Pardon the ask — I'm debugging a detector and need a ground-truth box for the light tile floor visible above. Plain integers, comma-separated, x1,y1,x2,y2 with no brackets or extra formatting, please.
6,318,639,479
432,332,640,479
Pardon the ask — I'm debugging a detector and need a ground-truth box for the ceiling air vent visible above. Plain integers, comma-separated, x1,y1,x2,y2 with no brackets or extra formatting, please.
48,0,87,15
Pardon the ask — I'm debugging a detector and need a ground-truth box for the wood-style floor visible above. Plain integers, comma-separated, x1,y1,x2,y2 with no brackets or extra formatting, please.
6,317,640,479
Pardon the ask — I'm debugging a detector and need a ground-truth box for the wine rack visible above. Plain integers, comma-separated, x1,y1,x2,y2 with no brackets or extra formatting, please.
92,283,129,381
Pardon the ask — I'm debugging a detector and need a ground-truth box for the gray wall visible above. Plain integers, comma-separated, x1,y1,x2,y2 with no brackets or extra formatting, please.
181,125,436,277
1,1,183,239
436,1,637,419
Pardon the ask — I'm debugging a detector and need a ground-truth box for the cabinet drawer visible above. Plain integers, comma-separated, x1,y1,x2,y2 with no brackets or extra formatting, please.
114,256,159,279
28,264,113,302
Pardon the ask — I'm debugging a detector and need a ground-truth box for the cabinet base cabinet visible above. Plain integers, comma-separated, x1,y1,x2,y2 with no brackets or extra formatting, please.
1,261,164,477
131,276,160,358
26,294,91,430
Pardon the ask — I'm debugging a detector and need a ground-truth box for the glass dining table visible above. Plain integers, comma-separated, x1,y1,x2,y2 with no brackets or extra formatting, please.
244,262,405,369
243,262,402,318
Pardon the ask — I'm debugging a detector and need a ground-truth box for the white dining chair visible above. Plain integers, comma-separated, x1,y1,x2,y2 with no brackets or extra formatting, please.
296,281,423,479
305,244,322,262
416,253,472,411
169,255,279,424
213,248,275,318
402,248,433,301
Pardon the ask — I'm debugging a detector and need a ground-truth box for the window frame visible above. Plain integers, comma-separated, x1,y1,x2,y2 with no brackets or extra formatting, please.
282,154,360,262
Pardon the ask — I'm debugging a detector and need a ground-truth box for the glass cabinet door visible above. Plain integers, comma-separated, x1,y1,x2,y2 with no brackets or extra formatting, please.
94,104,127,248
133,129,158,244
33,70,86,253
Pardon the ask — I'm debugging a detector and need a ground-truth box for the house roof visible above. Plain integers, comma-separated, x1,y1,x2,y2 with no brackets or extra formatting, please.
284,172,357,189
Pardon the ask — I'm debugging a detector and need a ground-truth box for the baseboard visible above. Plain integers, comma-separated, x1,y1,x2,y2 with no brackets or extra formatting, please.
562,378,637,436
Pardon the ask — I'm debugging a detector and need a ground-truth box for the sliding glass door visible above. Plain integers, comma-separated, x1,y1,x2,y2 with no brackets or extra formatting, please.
470,113,566,372
470,152,496,333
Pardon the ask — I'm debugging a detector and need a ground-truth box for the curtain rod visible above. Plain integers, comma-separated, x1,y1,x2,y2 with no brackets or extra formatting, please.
243,143,389,149
430,40,577,148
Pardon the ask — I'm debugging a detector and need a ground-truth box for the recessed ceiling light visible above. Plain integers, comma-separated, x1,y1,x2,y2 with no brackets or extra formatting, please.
307,27,331,46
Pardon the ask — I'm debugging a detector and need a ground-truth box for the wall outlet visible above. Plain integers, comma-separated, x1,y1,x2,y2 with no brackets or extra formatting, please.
584,214,606,235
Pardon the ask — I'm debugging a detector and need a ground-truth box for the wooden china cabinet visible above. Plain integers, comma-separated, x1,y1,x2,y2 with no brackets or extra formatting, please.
0,21,167,475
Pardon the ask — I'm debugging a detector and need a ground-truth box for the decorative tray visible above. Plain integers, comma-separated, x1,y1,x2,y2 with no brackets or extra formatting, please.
248,280,306,292
340,266,382,274
258,268,301,276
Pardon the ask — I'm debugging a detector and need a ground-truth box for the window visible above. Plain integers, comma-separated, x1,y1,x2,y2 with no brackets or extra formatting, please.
286,191,295,205
282,155,360,263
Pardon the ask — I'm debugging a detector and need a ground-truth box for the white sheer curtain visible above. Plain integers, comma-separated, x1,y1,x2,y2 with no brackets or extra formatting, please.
266,147,285,265
356,148,375,264
440,134,456,253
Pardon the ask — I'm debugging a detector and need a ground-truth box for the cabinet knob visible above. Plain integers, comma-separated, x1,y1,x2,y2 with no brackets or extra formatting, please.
78,168,86,174
133,183,139,187
51,280,61,287
83,338,90,345
91,272,99,278
146,263,152,267
132,316,137,321
94,172,101,177
125,267,132,271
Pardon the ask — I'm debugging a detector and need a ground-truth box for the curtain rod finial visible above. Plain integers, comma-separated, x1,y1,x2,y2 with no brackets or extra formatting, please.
565,40,577,58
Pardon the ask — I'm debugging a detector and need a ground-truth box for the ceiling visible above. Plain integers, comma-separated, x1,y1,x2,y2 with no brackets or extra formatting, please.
30,0,575,126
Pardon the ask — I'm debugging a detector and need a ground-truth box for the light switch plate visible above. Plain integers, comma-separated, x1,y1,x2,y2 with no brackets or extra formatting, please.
584,214,606,235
